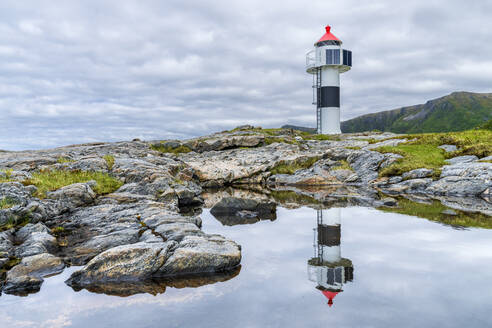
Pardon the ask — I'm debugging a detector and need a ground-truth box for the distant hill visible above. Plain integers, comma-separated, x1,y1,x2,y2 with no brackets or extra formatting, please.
340,91,492,133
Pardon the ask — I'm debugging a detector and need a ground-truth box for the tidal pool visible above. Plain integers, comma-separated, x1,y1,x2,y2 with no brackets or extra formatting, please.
1,205,492,327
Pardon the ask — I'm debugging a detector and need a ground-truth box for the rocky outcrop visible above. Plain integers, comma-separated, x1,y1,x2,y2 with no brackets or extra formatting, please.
1,127,491,297
210,197,276,225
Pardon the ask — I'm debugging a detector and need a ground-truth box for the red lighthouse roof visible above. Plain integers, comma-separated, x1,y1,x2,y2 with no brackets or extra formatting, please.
315,25,342,46
321,290,340,307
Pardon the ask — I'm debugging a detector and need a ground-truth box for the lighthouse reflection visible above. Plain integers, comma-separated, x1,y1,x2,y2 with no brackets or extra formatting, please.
307,208,354,307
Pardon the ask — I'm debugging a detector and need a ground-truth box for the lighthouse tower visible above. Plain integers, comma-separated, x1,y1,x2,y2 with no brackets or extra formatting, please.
306,25,352,134
307,208,354,307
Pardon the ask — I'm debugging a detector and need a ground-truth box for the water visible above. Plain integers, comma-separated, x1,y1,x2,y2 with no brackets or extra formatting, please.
1,206,492,328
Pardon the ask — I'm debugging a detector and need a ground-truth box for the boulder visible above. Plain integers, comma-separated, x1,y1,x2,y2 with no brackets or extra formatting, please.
210,197,277,224
4,253,65,294
445,155,478,165
46,182,97,209
156,235,241,276
382,178,433,194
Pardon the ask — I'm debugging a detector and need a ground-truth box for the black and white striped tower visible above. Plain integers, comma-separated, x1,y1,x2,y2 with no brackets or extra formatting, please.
306,25,352,134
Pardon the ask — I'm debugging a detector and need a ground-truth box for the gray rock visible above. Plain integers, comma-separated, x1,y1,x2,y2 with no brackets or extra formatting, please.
46,182,97,209
16,223,50,242
156,235,241,276
441,209,458,216
14,232,57,258
402,168,434,180
381,197,398,206
438,144,458,153
4,253,65,294
445,155,478,165
66,242,175,286
427,162,492,196
347,150,385,182
383,178,433,194
210,197,277,224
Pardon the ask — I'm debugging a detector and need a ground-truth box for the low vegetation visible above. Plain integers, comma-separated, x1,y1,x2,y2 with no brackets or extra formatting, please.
379,198,492,229
270,156,320,175
0,197,17,210
376,129,492,177
331,160,353,171
22,170,123,198
151,143,192,154
103,155,115,170
0,169,14,183
57,157,75,164
0,214,30,232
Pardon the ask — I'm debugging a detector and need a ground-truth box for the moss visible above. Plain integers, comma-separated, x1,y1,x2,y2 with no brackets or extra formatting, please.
23,170,123,198
379,197,492,229
151,143,192,154
103,155,115,170
331,160,353,171
0,197,18,210
302,134,341,141
51,226,68,237
345,146,361,150
0,169,14,183
270,156,320,175
57,157,75,163
264,136,299,145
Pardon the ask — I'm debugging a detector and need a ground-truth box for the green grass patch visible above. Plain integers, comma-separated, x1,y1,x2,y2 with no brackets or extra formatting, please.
377,144,445,177
302,134,341,141
264,136,299,145
345,146,361,150
270,156,320,175
0,214,30,232
23,170,123,198
379,197,492,229
375,129,492,177
331,160,353,171
0,169,14,183
57,157,75,163
151,143,192,154
0,197,17,210
103,155,115,170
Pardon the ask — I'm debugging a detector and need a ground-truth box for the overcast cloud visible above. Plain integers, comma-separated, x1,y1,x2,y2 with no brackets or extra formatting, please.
1,0,491,150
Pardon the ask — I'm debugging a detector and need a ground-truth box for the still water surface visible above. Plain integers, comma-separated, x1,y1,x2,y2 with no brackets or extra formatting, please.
1,206,492,328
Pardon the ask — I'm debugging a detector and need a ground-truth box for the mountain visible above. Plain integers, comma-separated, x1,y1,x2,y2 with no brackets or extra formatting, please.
340,91,492,133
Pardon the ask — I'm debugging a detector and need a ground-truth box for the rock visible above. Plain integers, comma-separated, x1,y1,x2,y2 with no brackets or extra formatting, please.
402,168,434,180
382,178,433,194
156,235,241,276
184,134,265,153
388,176,403,184
46,182,97,209
426,162,492,196
347,150,385,182
445,155,478,165
210,197,277,224
4,253,65,294
66,242,175,286
381,197,398,206
14,231,57,258
16,223,50,242
364,138,407,150
0,230,14,257
480,155,492,161
441,209,458,216
438,144,458,153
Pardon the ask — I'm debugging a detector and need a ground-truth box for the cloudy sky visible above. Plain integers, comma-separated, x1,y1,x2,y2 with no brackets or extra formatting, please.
1,0,491,150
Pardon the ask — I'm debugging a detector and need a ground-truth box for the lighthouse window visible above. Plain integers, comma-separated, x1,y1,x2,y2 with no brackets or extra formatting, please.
325,49,340,65
343,50,352,66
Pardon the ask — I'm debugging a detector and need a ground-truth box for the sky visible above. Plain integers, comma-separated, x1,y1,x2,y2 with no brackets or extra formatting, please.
1,0,492,150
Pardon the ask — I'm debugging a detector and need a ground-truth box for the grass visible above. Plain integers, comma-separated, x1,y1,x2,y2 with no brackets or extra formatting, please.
345,146,361,150
331,160,353,171
302,134,341,141
0,197,17,210
0,169,14,183
375,129,492,177
264,136,299,145
0,214,30,232
103,155,115,170
379,197,492,229
151,143,192,154
57,157,75,163
22,170,123,198
270,156,320,175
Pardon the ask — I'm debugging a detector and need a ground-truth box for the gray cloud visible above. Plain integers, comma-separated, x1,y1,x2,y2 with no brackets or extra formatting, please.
0,0,491,150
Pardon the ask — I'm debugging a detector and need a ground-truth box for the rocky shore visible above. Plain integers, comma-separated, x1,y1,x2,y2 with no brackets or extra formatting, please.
1,126,491,295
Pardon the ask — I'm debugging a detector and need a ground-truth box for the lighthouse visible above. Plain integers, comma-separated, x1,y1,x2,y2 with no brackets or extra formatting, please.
306,25,352,134
307,208,354,307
